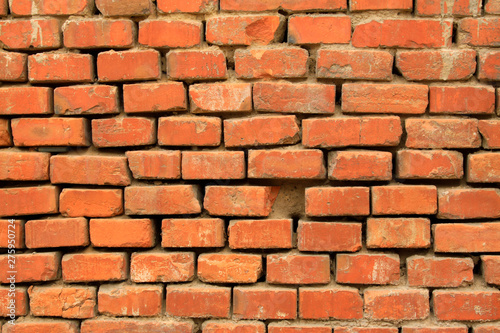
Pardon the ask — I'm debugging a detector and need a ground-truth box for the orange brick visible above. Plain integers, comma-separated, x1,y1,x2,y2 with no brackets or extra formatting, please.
402,328,467,333
434,223,500,253
329,150,392,181
486,0,500,13
372,185,437,215
158,116,221,146
306,187,370,217
351,0,412,10
299,288,363,319
269,325,332,333
406,118,480,148
248,150,326,179
0,286,28,316
468,153,500,183
166,285,231,318
0,51,27,81
198,253,262,283
3,321,79,333
11,118,89,146
336,328,397,333
0,219,24,249
298,221,362,252
336,254,400,285
10,0,92,15
482,255,500,285
90,219,155,248
0,119,10,146
433,290,500,321
190,83,252,113
158,0,218,13
131,252,194,283
98,285,162,317
63,19,135,49
0,18,61,50
288,15,351,44
438,188,500,219
0,151,50,181
459,18,500,46
229,219,292,249
126,150,181,179
81,320,193,333
162,218,225,248
479,51,500,81
203,322,266,333
479,120,500,149
220,0,347,12
267,254,330,284
0,252,60,283
416,0,481,16
364,289,429,320
29,286,96,318
95,0,151,16
28,53,93,83
367,218,431,249
167,49,227,80
234,287,297,320
25,217,88,248
0,186,58,217
62,252,127,282
60,189,123,218
0,87,52,115
54,85,119,115
182,151,245,179
430,86,495,114
397,150,463,179
124,82,187,113
92,117,156,147
125,185,201,215
407,256,474,287
139,19,202,48
97,50,160,82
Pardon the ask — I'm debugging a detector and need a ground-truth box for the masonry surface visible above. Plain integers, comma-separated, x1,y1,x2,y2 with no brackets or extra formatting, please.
0,0,499,332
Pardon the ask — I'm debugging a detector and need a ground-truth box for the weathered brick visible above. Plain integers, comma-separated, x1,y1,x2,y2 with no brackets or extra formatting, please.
90,219,155,248
416,0,481,16
430,86,495,114
235,47,308,78
298,221,362,252
434,223,500,253
64,19,135,49
329,150,392,181
3,321,79,333
0,219,24,249
397,150,463,179
299,288,363,319
11,118,89,147
407,256,474,287
96,0,151,16
438,188,500,219
305,187,370,217
459,18,500,46
468,153,500,183
288,15,351,44
60,189,123,218
220,0,347,12
475,326,500,333
254,82,335,114
62,252,127,282
336,254,400,285
182,151,245,180
198,253,262,283
0,18,61,50
406,118,480,148
482,256,500,285
479,120,500,149
124,82,187,113
367,218,431,249
234,287,297,319
92,117,156,147
131,252,195,282
98,50,160,82
190,83,252,113
10,0,92,15
229,219,292,249
162,218,225,248
0,252,59,282
98,285,162,317
267,254,330,284
433,290,500,321
0,87,52,115
28,53,93,83
25,217,88,248
166,285,231,318
125,185,201,215
29,285,96,318
248,150,325,179
126,150,181,179
269,325,332,333
157,0,218,13
351,0,412,10
0,119,10,146
402,328,467,333
0,51,27,81
82,320,194,333
0,151,50,181
364,289,429,320
479,51,500,81
0,186,58,217
396,50,476,81
167,49,227,80
486,0,500,13
54,85,119,115
158,116,221,146
372,185,437,215
0,286,28,316
139,19,202,48
317,49,393,80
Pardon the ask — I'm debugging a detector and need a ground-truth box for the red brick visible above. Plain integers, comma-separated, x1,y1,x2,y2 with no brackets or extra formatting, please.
396,50,476,81
92,117,156,147
229,219,292,249
367,218,431,249
96,0,151,16
0,87,52,115
0,119,11,146
482,256,500,285
416,0,481,15
248,149,325,179
336,328,397,333
124,82,187,113
406,118,480,148
364,289,429,320
0,151,49,181
131,252,194,283
351,0,412,10
317,50,393,80
98,50,160,82
167,285,231,318
125,185,201,215
0,219,24,248
90,219,155,248
479,51,500,81
25,217,88,248
0,186,58,217
372,185,437,215
28,53,93,83
438,188,500,219
235,47,308,78
459,18,500,46
298,221,362,252
220,0,347,12
336,254,400,285
352,19,452,48
303,116,402,148
182,151,245,180
60,189,123,218
10,0,92,15
329,150,392,181
190,83,252,113
267,254,330,284
81,320,194,333
342,84,428,114
486,0,500,13
167,49,227,80
204,186,279,217
203,321,266,333
29,285,96,318
397,150,463,179
98,285,162,317
468,153,500,183
207,15,284,45
0,18,60,50
299,288,363,319
402,328,467,333
407,256,474,287
64,19,135,49
126,150,180,180
3,321,79,333
0,52,27,81
430,86,495,114
12,118,88,147
158,0,218,13
288,15,350,44
234,287,296,320
62,252,127,282
433,290,500,321
305,187,370,217
254,82,335,114
198,253,262,283
50,155,130,186
162,218,225,248
0,286,28,316
139,19,202,48
158,116,221,146
54,85,119,115
479,120,500,149
0,252,59,282
434,223,500,253
0,0,7,15
224,116,299,147
269,325,331,333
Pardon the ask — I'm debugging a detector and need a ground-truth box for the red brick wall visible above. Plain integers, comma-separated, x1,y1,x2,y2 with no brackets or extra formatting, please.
0,0,500,331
